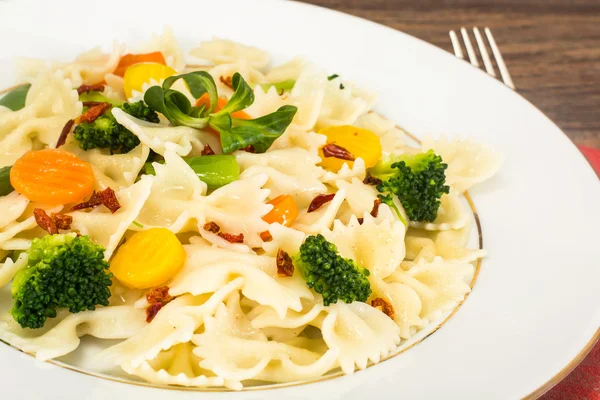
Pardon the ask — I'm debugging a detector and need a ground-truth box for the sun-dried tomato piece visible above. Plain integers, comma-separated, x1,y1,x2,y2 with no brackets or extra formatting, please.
146,286,173,305
201,144,215,156
371,297,394,319
146,302,164,323
33,208,58,235
363,175,382,186
307,193,335,213
219,232,244,243
77,83,106,95
203,221,220,233
370,199,382,218
276,249,294,277
82,101,105,108
52,213,73,230
79,102,111,124
322,143,355,161
96,187,121,213
219,76,233,89
260,231,273,242
241,145,256,153
70,187,121,213
56,119,75,148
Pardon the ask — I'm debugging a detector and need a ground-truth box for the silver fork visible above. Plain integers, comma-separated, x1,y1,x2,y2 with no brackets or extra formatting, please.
449,27,515,90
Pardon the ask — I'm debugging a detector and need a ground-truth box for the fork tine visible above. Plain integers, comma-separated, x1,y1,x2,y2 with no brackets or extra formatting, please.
460,27,480,67
473,27,496,77
449,30,464,59
484,27,515,89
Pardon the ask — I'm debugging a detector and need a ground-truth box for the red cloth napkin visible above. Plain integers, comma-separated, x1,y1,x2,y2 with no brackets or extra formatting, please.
541,146,600,400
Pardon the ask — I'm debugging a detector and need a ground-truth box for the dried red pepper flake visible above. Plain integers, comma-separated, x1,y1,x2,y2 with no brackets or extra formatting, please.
276,249,294,277
201,144,215,156
219,232,244,243
219,76,233,89
79,102,111,124
56,118,75,148
33,208,58,235
370,199,382,218
371,297,395,319
203,221,221,234
77,83,106,95
52,213,73,230
357,217,364,225
322,143,355,161
145,302,164,323
363,175,383,186
70,187,121,214
307,193,336,213
146,286,173,305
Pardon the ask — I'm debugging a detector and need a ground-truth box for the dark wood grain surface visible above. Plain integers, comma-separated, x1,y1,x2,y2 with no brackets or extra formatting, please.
301,0,600,148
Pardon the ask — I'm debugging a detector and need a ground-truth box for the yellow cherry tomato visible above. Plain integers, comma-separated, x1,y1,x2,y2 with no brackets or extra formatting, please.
123,62,177,99
318,125,382,172
110,228,186,289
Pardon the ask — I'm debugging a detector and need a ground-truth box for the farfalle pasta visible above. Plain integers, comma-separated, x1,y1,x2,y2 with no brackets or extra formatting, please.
0,28,501,389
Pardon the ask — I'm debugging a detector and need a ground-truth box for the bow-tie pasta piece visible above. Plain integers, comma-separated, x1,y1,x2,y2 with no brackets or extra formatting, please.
0,70,82,166
409,191,469,231
387,257,474,324
102,279,244,369
322,158,367,187
197,174,272,249
244,85,285,118
283,64,326,131
69,177,153,259
122,342,240,390
236,148,327,209
422,135,503,193
16,42,124,87
0,252,28,289
265,57,308,83
317,77,376,129
135,151,206,233
135,26,185,72
190,38,270,69
268,124,327,156
321,301,401,374
63,143,150,191
0,305,145,361
321,214,406,280
354,112,407,155
112,108,219,156
292,188,347,234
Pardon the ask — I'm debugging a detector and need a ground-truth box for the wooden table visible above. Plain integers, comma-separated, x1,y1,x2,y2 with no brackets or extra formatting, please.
302,0,600,148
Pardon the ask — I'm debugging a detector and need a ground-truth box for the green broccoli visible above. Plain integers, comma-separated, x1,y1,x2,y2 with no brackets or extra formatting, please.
10,234,113,329
369,150,449,222
73,101,159,153
293,234,371,306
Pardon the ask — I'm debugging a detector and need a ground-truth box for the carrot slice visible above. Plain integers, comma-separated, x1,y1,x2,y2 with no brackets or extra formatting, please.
10,149,95,205
113,52,166,77
195,94,252,120
260,195,299,241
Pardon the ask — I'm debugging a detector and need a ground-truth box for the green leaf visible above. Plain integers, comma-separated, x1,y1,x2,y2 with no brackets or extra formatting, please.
327,74,339,81
260,79,296,93
0,84,31,111
144,86,209,128
213,73,254,116
163,71,217,114
214,105,298,153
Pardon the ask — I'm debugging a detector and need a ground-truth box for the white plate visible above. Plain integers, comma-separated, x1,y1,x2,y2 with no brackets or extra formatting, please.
1,0,599,399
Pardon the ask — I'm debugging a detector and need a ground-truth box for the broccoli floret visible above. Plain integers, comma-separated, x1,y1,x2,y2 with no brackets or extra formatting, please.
10,234,112,329
293,234,371,306
369,150,449,222
73,101,159,153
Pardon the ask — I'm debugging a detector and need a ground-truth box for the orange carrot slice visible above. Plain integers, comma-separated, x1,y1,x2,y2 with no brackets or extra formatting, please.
10,149,95,205
260,195,299,240
113,52,166,77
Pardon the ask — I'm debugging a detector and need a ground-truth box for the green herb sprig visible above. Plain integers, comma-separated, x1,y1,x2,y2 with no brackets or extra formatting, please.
144,72,297,154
